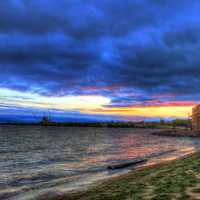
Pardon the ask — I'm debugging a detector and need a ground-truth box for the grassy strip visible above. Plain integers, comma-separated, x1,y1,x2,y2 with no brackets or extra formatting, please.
52,153,200,200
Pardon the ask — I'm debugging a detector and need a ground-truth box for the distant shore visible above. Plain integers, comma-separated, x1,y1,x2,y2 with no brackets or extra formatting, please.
0,119,191,129
41,152,200,200
152,129,200,137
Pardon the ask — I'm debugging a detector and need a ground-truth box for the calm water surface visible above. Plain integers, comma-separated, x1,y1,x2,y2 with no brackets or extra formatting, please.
1,126,200,200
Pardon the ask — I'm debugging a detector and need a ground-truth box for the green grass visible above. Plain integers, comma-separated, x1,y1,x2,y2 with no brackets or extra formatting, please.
51,153,200,200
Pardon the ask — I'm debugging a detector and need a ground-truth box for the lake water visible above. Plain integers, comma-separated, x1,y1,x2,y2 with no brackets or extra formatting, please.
1,126,200,200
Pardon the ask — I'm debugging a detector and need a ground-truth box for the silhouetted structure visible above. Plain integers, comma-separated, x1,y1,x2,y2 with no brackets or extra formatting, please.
40,116,51,125
192,105,200,131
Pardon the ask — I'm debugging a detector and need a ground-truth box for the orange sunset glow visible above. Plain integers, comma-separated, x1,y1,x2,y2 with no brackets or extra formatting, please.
88,105,194,118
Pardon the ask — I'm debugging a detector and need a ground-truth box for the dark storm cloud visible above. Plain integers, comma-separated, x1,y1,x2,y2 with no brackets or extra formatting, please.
0,0,155,36
1,0,200,105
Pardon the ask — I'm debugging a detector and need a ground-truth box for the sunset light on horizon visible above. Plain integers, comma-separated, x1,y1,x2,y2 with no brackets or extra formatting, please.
0,87,197,120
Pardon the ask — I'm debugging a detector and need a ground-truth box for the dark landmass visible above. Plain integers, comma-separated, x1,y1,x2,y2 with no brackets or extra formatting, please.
152,129,200,137
0,117,191,129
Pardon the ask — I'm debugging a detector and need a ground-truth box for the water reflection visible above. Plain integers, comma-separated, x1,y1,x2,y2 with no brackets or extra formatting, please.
0,126,200,200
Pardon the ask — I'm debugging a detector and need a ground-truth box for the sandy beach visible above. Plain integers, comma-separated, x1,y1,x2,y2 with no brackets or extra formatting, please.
38,150,200,200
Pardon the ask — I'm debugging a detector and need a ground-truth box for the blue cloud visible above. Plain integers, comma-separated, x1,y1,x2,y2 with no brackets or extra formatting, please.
0,0,200,118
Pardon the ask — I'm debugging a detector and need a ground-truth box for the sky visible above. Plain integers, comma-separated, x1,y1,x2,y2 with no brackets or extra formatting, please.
0,0,200,122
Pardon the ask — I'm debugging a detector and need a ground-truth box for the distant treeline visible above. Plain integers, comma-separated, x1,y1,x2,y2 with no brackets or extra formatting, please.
2,117,191,129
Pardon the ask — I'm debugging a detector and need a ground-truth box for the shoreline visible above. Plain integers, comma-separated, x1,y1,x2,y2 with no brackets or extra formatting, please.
152,129,200,137
37,150,197,200
0,123,189,129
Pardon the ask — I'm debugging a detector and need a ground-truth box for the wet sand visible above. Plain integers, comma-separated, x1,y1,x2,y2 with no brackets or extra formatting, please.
45,151,199,200
36,147,197,200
